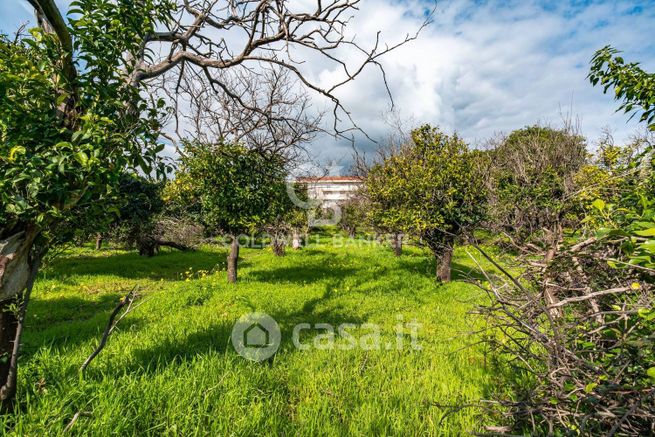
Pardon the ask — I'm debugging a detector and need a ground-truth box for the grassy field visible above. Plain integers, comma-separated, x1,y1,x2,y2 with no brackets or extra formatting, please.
4,231,500,435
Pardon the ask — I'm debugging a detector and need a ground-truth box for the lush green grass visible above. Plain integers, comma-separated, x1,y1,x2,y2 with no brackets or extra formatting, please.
4,232,501,435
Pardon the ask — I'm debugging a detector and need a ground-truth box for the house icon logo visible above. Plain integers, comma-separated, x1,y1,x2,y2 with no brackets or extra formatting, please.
231,312,281,361
244,322,271,348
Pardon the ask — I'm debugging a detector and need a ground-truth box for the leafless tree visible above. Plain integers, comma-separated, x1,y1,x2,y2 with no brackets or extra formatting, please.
351,109,414,177
158,65,323,164
131,0,431,138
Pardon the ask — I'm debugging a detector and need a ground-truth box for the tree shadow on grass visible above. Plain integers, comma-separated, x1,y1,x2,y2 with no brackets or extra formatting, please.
41,249,226,283
22,293,148,360
288,248,330,257
111,284,368,376
117,321,235,375
396,256,488,282
247,260,358,285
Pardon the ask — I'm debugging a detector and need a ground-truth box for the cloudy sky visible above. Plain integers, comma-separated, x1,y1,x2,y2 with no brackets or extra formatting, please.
4,0,655,167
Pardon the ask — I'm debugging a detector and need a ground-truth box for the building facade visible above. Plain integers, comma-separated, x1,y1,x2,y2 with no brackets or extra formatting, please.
297,176,363,209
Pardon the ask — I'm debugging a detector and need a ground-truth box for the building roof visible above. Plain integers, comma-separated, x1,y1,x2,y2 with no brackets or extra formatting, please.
295,176,363,183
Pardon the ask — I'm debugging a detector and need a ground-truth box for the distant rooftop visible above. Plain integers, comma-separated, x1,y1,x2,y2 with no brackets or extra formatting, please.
295,176,362,183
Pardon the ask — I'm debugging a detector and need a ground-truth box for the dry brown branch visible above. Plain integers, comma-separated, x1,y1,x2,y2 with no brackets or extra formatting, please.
546,286,632,309
79,287,139,374
159,66,322,164
473,233,655,434
63,411,92,433
132,0,432,138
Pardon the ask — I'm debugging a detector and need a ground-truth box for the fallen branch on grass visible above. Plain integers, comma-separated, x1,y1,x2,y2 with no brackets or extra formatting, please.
63,410,93,433
79,287,139,374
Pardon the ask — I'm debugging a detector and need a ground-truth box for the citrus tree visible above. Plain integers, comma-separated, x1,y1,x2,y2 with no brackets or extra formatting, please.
365,125,486,281
0,1,171,410
487,125,587,259
177,142,288,282
339,196,368,239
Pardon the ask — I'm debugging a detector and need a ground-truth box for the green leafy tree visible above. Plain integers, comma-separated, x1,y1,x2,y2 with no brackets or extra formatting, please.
104,175,166,256
0,1,170,410
365,125,486,281
178,142,287,282
362,145,410,256
101,174,202,256
263,182,311,256
79,173,163,253
339,196,367,238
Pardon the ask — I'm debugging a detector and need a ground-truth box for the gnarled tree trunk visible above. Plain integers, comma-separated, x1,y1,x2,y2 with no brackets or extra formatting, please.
272,234,286,257
390,233,403,256
227,237,240,283
434,240,454,282
0,229,42,412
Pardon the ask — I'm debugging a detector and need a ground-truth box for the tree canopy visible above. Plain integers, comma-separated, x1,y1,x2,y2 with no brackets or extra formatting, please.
365,125,486,281
176,142,288,282
487,125,587,247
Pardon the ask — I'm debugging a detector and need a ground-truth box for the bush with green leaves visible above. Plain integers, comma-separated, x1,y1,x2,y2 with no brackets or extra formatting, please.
480,46,655,435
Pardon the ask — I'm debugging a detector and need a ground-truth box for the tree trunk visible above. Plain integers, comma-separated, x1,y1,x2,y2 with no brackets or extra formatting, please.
0,298,18,412
0,230,41,412
390,233,403,256
542,221,564,318
435,243,454,282
137,236,158,257
544,221,563,263
272,236,286,257
227,237,240,283
95,233,103,250
292,230,302,250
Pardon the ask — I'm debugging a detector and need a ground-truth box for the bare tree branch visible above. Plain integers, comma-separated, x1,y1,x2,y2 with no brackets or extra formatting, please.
79,287,139,374
131,0,432,136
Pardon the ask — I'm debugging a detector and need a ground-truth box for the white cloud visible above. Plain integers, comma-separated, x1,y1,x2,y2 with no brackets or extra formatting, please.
307,0,655,164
